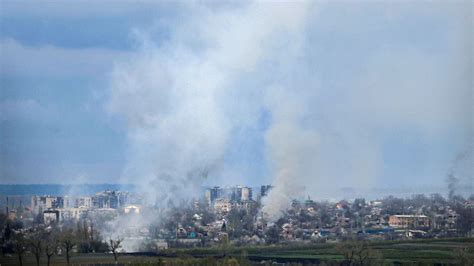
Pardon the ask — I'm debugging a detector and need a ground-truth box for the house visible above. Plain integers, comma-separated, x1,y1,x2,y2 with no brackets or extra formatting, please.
311,229,331,239
281,223,293,239
388,215,430,229
176,227,187,239
123,205,141,214
360,227,394,235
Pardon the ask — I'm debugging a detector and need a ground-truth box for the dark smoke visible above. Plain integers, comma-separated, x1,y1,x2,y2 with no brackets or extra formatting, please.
446,141,473,200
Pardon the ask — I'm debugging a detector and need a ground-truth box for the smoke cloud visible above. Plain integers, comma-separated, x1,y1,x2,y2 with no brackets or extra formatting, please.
107,2,313,208
261,86,320,221
447,140,474,199
107,1,471,223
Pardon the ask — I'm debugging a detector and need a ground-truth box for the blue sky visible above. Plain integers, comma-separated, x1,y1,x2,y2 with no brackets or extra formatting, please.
0,1,472,198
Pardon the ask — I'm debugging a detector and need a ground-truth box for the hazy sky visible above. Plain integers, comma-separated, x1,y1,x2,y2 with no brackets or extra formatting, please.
0,1,472,197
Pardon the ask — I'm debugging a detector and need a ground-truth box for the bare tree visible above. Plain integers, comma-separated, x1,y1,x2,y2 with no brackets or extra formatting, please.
455,247,474,266
12,233,27,266
108,238,123,263
59,230,76,265
336,240,382,266
336,241,356,265
28,232,43,266
44,233,58,266
354,241,371,266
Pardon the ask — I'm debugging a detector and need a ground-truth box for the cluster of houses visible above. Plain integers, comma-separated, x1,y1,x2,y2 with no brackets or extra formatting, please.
2,188,472,251
258,197,472,243
153,191,472,248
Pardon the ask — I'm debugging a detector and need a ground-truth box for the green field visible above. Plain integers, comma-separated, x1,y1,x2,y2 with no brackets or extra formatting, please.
1,238,473,265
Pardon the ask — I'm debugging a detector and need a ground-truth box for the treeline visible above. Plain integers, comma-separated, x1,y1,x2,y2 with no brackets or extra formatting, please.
0,217,123,265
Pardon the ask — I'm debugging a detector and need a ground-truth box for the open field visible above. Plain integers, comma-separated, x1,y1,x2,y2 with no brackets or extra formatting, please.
1,238,473,265
170,238,474,265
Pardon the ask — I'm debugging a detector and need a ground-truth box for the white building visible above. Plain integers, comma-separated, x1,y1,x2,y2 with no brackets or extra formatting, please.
59,207,88,221
241,187,251,201
75,197,92,208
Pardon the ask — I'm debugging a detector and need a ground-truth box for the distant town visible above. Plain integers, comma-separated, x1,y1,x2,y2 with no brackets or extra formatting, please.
1,185,473,261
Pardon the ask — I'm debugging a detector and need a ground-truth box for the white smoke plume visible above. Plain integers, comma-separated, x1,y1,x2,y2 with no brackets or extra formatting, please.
261,86,320,221
107,2,313,208
107,1,471,225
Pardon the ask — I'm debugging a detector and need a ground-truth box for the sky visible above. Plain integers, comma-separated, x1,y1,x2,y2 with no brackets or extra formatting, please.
0,1,472,199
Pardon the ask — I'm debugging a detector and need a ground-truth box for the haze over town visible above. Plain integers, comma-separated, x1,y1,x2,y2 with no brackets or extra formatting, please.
0,1,473,265
1,1,472,199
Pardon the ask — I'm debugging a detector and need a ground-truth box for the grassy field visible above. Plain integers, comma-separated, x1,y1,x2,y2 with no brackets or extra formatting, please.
1,238,473,265
165,238,474,264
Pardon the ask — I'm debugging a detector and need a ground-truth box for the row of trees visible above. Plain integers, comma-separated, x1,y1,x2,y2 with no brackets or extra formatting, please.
10,228,78,266
4,222,123,266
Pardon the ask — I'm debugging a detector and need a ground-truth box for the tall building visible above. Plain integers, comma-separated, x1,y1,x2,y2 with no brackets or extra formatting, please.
241,187,252,201
63,196,72,209
92,190,128,209
230,187,242,201
205,186,221,206
75,197,92,208
31,196,64,213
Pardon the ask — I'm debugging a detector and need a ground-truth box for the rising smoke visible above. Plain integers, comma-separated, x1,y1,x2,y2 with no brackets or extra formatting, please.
260,86,320,221
446,140,474,200
107,1,472,227
107,2,314,217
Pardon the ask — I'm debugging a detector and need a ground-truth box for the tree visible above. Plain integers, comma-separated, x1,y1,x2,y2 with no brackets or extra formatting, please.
108,237,123,263
12,233,27,266
218,233,230,257
227,209,245,238
320,208,332,227
454,247,473,265
265,225,280,244
242,212,255,233
34,211,44,224
5,221,14,242
44,233,58,266
28,232,43,266
336,241,357,265
59,229,76,265
354,241,373,266
336,240,382,266
381,196,406,215
200,209,216,225
352,198,366,212
454,205,474,237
